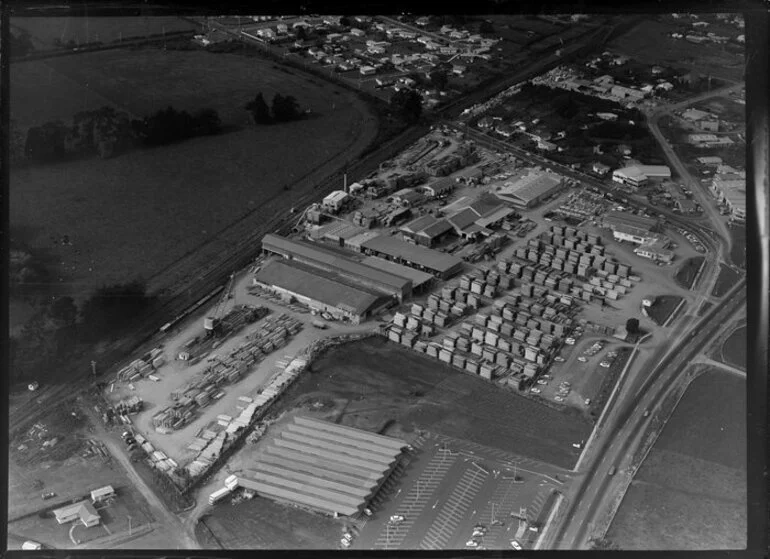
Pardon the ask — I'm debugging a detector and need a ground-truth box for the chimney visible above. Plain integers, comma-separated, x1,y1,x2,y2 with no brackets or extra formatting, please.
344,173,348,193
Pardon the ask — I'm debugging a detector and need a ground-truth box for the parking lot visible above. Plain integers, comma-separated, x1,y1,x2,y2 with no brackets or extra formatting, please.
351,431,569,550
529,333,626,411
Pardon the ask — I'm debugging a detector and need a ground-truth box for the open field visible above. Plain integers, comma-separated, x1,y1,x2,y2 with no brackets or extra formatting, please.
11,16,198,51
11,49,377,300
268,337,591,469
646,295,684,326
721,326,746,370
196,493,345,550
712,264,742,297
673,256,704,289
606,369,746,549
608,18,744,83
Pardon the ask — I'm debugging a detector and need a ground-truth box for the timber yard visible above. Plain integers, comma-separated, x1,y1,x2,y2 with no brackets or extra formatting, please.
8,10,754,552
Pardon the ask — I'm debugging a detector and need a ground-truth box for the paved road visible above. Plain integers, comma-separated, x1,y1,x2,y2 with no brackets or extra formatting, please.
82,405,198,550
546,280,745,549
691,355,746,378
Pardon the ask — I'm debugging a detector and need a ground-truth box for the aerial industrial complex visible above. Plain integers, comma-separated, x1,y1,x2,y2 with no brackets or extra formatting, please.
8,11,748,554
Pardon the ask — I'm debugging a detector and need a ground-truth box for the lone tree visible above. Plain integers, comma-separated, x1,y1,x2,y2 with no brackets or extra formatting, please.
626,317,640,335
429,69,449,90
390,89,423,124
245,92,272,124
479,20,495,36
272,94,302,123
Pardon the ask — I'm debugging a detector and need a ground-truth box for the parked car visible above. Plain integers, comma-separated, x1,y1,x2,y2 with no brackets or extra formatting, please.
554,356,565,362
510,540,522,550
565,338,576,345
578,356,588,362
390,515,405,523
600,361,611,368
530,387,541,394
341,539,351,548
554,396,565,402
41,492,56,500
537,379,548,385
466,540,479,548
584,398,592,405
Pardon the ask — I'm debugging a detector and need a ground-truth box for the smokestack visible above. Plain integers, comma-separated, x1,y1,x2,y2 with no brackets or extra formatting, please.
344,173,348,193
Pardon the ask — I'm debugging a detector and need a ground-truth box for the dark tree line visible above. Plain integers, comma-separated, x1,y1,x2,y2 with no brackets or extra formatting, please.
23,105,222,163
11,280,157,383
244,92,304,125
390,88,423,124
10,29,35,57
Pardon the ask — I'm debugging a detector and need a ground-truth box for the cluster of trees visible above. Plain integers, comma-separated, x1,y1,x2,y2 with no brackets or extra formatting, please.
390,89,423,124
10,29,35,57
10,280,157,384
244,92,304,124
23,105,222,162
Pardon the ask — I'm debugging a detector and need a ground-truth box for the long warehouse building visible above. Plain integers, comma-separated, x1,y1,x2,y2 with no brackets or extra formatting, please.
359,234,463,279
262,233,412,301
231,416,407,517
253,259,390,324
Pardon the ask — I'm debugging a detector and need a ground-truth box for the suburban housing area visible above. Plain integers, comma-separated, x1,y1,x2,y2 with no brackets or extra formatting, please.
7,10,751,553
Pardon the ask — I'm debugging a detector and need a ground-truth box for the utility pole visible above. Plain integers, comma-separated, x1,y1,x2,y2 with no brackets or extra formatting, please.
91,361,97,377
128,515,132,536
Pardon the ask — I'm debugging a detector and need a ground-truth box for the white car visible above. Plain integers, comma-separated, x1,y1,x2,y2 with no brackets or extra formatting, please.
565,338,576,345
537,379,548,385
561,381,571,387
390,515,405,523
510,540,522,550
584,398,592,405
466,540,479,548
554,356,565,362
554,396,565,402
530,387,541,394
341,539,351,548
600,361,611,368
578,356,588,362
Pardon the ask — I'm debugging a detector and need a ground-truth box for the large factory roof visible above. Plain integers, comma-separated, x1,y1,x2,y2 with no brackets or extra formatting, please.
602,210,658,232
262,234,410,293
360,234,462,274
233,416,406,517
253,259,383,316
362,256,434,289
495,171,563,205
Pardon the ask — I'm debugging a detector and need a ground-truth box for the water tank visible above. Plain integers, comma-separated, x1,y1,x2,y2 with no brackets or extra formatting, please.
204,317,216,331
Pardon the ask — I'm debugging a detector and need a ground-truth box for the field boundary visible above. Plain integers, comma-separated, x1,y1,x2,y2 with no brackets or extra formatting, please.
598,365,706,543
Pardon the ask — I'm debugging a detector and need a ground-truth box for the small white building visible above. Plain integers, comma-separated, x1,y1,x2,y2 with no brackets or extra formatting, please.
322,190,350,212
90,485,116,504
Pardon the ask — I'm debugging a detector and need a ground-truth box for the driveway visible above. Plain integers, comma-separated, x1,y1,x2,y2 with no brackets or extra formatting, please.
83,405,198,549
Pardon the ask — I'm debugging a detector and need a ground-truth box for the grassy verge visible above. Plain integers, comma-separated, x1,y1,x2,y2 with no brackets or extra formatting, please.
711,264,741,297
673,256,704,289
587,347,632,423
646,295,684,326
